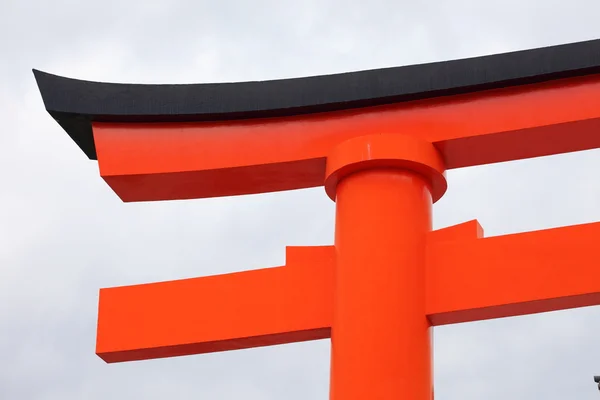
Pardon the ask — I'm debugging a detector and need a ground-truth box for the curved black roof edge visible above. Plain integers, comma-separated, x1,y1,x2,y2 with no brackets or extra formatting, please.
34,38,600,160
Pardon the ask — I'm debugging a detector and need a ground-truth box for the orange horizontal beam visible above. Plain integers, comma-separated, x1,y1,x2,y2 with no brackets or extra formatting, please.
96,220,600,363
426,221,600,325
93,74,600,201
96,246,335,363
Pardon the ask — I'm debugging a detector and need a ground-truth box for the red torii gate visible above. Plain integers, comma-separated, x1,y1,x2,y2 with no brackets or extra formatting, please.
35,38,600,399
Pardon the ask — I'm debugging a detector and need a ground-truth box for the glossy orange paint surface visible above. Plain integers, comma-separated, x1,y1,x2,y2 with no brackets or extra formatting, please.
90,71,600,399
324,133,446,202
96,217,600,364
93,74,600,202
96,246,334,363
427,220,600,325
328,135,438,399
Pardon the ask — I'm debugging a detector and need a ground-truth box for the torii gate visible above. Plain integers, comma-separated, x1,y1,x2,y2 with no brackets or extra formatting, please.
34,38,600,399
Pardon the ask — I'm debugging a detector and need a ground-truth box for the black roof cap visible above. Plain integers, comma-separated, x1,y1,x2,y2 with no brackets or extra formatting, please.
34,38,600,160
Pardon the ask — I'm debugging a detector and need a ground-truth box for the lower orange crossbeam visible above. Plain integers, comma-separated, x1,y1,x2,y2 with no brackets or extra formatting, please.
96,220,600,363
427,220,600,325
96,246,334,362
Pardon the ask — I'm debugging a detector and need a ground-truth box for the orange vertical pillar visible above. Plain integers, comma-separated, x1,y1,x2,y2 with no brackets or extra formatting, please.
324,134,447,400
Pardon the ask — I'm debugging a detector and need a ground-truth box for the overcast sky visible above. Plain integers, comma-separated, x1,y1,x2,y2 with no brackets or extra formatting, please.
2,0,600,399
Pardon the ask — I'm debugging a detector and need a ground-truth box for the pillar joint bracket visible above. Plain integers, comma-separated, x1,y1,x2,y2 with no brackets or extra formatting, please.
324,134,447,202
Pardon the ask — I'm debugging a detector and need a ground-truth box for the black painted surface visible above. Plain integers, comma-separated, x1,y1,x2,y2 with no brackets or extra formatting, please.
33,39,600,159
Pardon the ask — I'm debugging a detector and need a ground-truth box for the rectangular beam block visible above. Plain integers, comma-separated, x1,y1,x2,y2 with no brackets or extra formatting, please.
427,221,600,325
96,246,335,363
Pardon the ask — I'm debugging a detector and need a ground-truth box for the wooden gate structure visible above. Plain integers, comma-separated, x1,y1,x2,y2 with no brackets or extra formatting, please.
35,38,600,399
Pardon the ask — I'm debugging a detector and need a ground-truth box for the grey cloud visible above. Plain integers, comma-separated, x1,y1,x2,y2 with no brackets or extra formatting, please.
2,0,600,398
